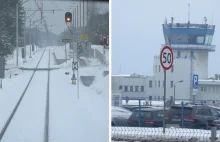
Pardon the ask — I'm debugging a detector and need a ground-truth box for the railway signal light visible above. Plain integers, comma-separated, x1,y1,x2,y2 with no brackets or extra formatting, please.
65,12,72,23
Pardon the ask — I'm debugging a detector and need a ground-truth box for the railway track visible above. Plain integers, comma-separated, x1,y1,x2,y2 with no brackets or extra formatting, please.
0,48,51,142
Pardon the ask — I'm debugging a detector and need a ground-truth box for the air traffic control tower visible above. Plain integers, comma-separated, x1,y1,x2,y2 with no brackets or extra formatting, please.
154,17,216,101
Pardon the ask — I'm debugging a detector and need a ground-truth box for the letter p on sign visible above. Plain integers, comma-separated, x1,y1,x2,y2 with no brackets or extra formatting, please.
193,74,198,89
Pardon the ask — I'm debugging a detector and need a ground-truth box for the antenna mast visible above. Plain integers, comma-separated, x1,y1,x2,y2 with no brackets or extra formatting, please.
188,2,190,23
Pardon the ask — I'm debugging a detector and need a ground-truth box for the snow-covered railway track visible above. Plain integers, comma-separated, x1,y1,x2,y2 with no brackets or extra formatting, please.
0,48,51,142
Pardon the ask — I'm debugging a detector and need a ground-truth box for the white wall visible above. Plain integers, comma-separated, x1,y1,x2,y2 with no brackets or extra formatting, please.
111,75,155,98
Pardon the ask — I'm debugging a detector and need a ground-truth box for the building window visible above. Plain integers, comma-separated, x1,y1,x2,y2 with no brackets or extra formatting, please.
177,51,181,57
155,81,157,88
135,86,139,92
158,81,160,88
141,86,144,92
149,80,152,88
130,86,133,92
159,65,161,72
204,86,207,92
124,86,128,92
213,86,216,92
170,81,173,88
119,85,122,90
155,65,157,72
171,66,174,72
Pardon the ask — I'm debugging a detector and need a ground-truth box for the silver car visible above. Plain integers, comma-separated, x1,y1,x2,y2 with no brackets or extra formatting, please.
112,106,132,126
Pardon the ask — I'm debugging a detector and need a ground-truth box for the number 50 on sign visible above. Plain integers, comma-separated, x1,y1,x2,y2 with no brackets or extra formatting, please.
160,46,174,70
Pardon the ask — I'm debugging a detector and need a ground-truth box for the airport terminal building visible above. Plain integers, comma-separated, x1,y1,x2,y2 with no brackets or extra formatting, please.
112,19,220,103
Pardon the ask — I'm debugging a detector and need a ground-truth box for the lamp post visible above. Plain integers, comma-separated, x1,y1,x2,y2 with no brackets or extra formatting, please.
174,80,183,104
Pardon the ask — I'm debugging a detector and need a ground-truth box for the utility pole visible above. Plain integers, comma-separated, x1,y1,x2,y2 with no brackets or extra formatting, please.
83,0,84,29
16,3,19,66
80,1,81,28
29,18,32,58
23,11,26,63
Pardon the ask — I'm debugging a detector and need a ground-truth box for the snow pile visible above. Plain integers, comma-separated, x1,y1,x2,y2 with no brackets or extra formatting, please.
51,45,69,59
87,58,103,66
112,127,217,142
4,45,41,78
91,45,104,54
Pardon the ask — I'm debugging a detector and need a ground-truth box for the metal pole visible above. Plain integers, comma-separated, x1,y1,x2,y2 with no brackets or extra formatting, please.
16,3,19,66
80,1,81,28
29,18,32,58
138,100,141,127
174,84,176,104
65,44,67,63
83,0,84,29
211,126,217,142
24,12,26,63
0,78,2,89
181,101,184,128
163,69,166,134
87,0,88,33
77,44,79,99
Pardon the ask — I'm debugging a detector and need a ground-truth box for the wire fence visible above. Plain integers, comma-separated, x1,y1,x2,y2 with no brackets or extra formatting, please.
112,127,220,142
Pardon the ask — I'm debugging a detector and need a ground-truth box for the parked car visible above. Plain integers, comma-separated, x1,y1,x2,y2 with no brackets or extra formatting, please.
112,106,132,126
122,105,163,112
165,104,220,129
127,108,164,127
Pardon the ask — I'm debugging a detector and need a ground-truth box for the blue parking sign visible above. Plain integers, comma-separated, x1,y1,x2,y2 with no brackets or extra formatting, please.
126,96,129,103
193,74,199,89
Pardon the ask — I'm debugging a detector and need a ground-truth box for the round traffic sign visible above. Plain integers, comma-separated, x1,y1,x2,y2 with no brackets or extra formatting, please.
160,46,174,70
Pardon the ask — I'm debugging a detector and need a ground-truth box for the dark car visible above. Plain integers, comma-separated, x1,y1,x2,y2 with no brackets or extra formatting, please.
122,105,163,112
127,108,164,127
165,104,220,129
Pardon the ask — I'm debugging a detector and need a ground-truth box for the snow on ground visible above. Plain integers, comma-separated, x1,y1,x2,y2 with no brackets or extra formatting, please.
6,45,38,69
1,72,48,142
0,48,49,142
112,127,219,142
0,71,33,132
91,45,104,54
121,100,192,107
49,66,108,142
4,45,40,78
0,47,109,142
51,45,69,59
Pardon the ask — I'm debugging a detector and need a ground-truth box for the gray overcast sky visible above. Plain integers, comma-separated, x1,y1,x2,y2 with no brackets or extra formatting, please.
24,1,72,35
23,1,108,35
112,0,220,77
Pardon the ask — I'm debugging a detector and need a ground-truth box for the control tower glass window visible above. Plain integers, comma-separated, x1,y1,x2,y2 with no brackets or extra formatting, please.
205,35,213,45
168,35,188,44
188,35,205,45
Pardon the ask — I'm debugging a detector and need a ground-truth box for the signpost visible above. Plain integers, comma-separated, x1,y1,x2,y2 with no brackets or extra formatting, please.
62,39,72,43
0,58,5,89
80,34,87,39
160,45,174,134
125,96,129,105
192,74,199,103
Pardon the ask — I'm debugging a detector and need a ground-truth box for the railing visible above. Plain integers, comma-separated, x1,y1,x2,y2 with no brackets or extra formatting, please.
112,127,219,142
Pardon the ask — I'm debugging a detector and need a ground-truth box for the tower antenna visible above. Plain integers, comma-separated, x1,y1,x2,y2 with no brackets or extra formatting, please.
188,2,190,23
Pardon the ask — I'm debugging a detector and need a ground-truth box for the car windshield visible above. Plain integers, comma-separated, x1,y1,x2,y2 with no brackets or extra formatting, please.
0,0,109,142
169,106,192,116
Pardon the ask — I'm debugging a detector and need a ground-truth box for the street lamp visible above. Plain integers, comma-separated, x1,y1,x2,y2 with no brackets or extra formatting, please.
174,80,183,104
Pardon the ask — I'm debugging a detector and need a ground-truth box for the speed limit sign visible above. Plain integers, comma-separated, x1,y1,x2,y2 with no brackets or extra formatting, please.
160,46,174,70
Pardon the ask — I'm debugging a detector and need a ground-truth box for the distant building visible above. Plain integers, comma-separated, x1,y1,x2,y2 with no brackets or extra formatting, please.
112,18,220,102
